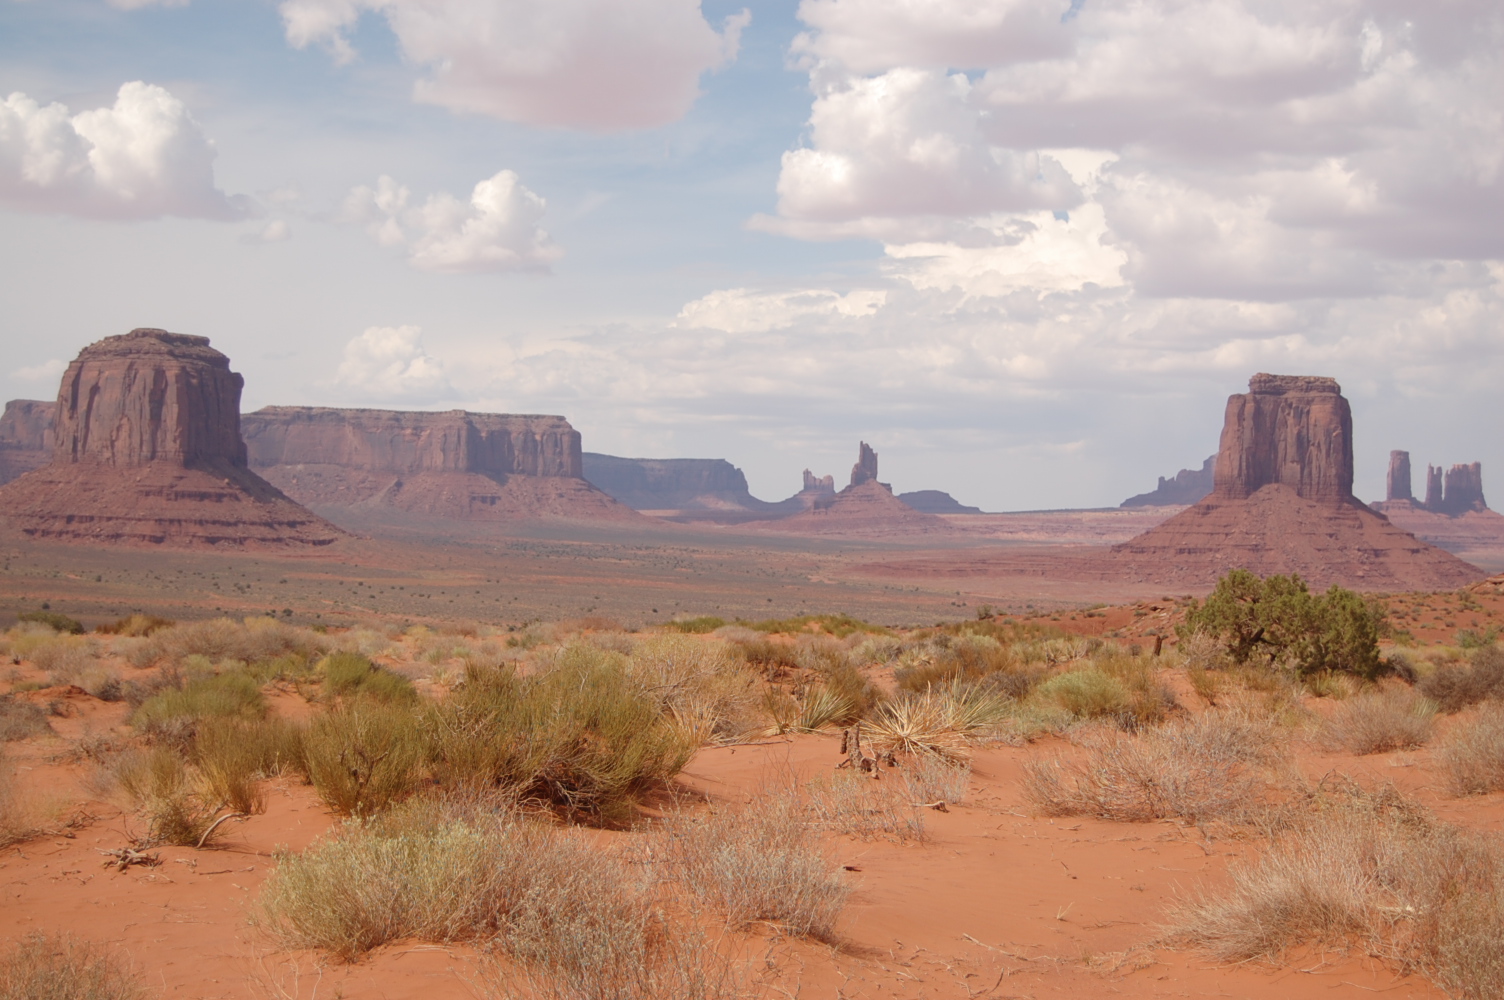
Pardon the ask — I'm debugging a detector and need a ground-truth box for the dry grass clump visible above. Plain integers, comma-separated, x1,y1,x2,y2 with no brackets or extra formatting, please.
0,697,52,742
1318,686,1436,754
129,670,266,746
1,751,36,848
128,616,326,670
194,716,303,814
427,655,699,824
302,701,423,817
1438,705,1504,796
625,635,763,742
96,614,174,637
1168,781,1504,1000
0,932,150,1000
863,684,1010,761
1022,711,1286,823
1033,668,1130,721
113,746,240,846
319,651,415,703
806,768,926,842
893,634,1022,693
1419,647,1504,713
898,754,971,805
669,788,849,940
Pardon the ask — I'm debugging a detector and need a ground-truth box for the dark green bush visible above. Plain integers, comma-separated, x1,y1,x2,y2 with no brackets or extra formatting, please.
18,611,83,634
1180,570,1386,679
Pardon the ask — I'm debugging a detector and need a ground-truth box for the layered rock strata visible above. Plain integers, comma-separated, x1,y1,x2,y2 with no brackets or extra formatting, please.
243,406,635,523
0,329,341,547
1120,455,1215,507
0,399,55,484
1107,374,1481,589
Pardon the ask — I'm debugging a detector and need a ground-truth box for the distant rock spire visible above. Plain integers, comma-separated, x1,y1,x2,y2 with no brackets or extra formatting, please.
1387,450,1413,502
849,441,878,488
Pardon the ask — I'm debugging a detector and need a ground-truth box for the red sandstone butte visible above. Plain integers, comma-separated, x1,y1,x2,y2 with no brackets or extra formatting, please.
0,399,55,485
0,329,341,547
1106,373,1482,589
241,406,640,523
749,442,956,537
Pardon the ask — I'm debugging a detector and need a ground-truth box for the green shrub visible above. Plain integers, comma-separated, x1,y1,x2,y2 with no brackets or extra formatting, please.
17,611,84,635
319,651,415,703
427,658,697,825
129,670,266,745
1034,669,1131,720
1180,570,1385,679
302,701,423,817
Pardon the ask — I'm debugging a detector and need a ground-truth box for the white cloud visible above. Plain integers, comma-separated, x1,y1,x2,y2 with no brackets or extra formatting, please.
763,0,1504,288
242,220,291,244
11,359,65,383
334,326,453,402
279,0,749,130
343,170,560,273
0,82,241,220
674,288,886,334
753,68,1081,241
107,0,191,8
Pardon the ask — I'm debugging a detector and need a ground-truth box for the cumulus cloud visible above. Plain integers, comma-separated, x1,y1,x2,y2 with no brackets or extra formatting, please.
754,68,1081,241
280,0,749,129
334,326,453,402
764,0,1504,291
0,82,241,220
342,170,560,273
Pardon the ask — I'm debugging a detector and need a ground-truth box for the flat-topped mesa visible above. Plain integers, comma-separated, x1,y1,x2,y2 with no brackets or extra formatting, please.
850,442,878,488
241,407,582,479
54,328,248,470
1212,373,1354,503
1387,450,1413,502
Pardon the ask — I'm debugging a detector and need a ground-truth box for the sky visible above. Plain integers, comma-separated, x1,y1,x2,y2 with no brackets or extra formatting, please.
1,0,1501,511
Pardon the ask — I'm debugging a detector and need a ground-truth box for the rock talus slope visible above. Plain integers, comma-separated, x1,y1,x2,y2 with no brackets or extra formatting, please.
1107,373,1481,589
0,329,341,547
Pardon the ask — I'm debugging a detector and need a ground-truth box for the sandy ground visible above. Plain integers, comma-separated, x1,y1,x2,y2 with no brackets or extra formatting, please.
4,638,1501,1000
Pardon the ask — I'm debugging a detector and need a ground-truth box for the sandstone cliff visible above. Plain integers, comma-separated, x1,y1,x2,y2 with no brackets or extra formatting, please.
0,399,55,485
1105,374,1481,589
243,406,635,524
0,329,340,547
1121,455,1215,507
850,442,878,488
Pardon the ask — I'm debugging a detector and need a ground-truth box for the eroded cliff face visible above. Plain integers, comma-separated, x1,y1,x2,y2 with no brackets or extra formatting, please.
0,400,55,485
0,330,340,547
1121,455,1216,507
850,442,878,488
1212,374,1354,503
1387,450,1413,502
1440,462,1487,514
243,407,582,479
54,329,249,470
1108,373,1482,589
